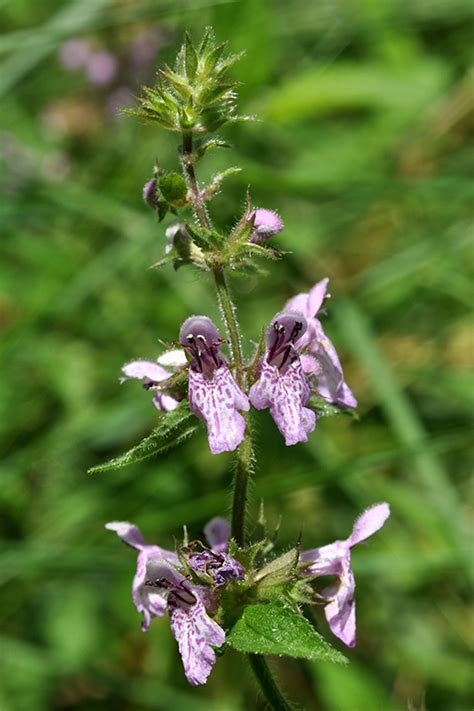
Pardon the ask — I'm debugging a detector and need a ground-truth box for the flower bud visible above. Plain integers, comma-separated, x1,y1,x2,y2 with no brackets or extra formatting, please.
143,177,158,208
250,208,283,244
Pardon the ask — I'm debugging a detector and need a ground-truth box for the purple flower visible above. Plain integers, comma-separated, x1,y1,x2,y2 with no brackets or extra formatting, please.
188,515,244,587
249,208,283,244
106,518,235,685
285,279,357,408
249,312,316,445
147,560,225,685
204,516,231,553
105,521,179,631
188,544,244,588
180,316,249,455
300,503,390,647
121,349,186,412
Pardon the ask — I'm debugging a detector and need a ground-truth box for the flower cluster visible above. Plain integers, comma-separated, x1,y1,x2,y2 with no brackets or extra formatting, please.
106,504,389,685
106,517,240,685
122,268,356,454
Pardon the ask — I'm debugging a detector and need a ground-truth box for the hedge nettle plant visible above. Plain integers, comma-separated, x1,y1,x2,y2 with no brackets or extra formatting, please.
95,29,390,708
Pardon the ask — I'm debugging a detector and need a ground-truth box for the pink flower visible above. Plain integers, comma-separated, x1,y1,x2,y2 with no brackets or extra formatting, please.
249,312,316,445
180,316,249,454
300,503,390,647
106,518,239,685
285,279,357,408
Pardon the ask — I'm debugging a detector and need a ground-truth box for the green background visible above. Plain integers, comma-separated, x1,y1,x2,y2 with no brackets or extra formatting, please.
1,0,473,709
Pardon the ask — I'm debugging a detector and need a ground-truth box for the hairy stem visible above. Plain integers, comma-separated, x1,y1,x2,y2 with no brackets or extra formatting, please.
212,266,244,382
181,130,210,229
231,413,253,546
249,655,293,711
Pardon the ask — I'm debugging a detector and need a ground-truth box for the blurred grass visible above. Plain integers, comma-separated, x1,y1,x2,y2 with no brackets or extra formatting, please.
1,0,473,709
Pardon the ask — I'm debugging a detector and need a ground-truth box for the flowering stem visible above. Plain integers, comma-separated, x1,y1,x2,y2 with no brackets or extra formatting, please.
181,127,290,707
231,413,252,546
249,655,293,711
212,266,244,382
181,130,211,230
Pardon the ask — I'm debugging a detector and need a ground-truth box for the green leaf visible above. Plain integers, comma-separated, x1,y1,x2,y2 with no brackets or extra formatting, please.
307,396,359,419
88,403,199,473
227,602,347,664
159,173,188,207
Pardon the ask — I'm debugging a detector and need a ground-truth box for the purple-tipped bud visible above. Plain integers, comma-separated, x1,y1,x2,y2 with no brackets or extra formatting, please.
143,178,158,208
250,208,283,244
266,311,307,370
179,316,223,377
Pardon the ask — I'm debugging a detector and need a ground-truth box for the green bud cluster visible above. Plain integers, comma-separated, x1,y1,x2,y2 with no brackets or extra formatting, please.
127,27,252,133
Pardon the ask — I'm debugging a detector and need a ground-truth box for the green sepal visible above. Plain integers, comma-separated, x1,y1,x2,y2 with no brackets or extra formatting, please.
157,200,169,222
183,32,198,80
185,223,225,250
253,546,300,599
228,538,268,572
227,602,348,663
88,403,199,473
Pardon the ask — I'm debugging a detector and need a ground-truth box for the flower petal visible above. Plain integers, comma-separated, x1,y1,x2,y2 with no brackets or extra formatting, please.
121,360,170,383
169,596,225,685
157,349,188,368
284,293,309,317
300,540,348,576
307,278,329,317
322,564,356,648
310,323,358,408
188,365,249,455
133,550,168,631
105,521,146,550
204,517,231,552
152,392,180,412
249,360,316,446
300,353,320,375
349,503,391,546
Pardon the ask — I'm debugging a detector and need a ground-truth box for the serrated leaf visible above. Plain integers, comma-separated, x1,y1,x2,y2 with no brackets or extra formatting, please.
159,173,188,207
88,403,199,473
227,602,347,664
